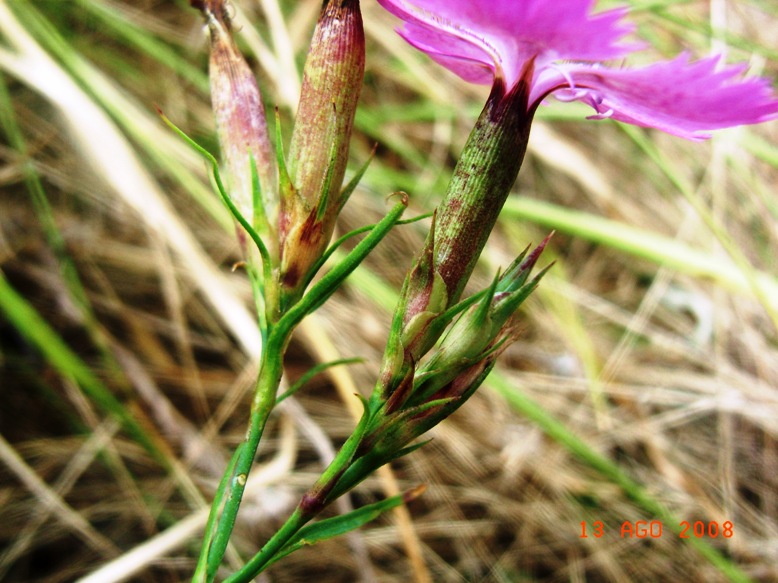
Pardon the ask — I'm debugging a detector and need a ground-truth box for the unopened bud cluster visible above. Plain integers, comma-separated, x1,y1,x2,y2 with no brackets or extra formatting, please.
194,0,365,320
364,237,550,458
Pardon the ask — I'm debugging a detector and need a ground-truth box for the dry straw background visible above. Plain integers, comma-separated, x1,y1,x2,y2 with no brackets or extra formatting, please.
1,0,777,581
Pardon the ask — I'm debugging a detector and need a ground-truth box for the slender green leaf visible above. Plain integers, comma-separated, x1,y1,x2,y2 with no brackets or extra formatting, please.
277,358,364,403
233,489,422,580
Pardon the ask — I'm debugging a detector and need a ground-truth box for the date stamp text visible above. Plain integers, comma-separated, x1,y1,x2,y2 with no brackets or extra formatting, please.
579,520,734,539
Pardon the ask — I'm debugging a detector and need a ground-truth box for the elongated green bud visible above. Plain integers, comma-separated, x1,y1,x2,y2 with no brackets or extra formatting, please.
193,0,277,245
433,70,535,305
402,67,536,341
279,0,365,305
375,65,537,405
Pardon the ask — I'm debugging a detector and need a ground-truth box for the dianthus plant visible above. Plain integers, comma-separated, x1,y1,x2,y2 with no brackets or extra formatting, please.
171,1,778,580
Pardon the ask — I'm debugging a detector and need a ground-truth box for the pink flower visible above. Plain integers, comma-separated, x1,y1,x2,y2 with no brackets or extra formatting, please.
377,0,778,140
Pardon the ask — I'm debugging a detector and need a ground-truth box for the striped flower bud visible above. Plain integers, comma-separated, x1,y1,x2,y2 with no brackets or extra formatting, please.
374,74,536,404
279,0,365,306
193,0,277,247
431,71,535,306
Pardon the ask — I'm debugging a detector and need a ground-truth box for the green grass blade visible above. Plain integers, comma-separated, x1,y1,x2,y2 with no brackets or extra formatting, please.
502,196,778,312
0,271,162,462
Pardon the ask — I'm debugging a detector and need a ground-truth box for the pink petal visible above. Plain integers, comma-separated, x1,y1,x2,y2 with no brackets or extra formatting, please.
378,1,778,140
396,28,496,84
377,0,636,87
548,55,778,140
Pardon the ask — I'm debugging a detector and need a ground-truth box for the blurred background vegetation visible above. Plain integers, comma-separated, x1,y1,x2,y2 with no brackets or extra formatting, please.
1,0,777,581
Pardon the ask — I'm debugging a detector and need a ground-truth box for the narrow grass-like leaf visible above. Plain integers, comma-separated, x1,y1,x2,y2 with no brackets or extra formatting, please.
314,125,339,222
160,112,272,284
303,210,432,291
274,108,294,201
326,438,433,503
193,444,244,582
0,272,162,462
249,152,267,231
260,490,419,571
276,197,408,333
277,358,364,403
338,147,376,213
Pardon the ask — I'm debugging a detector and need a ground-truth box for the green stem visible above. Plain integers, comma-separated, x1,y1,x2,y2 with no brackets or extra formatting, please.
199,333,286,582
192,444,244,581
227,398,371,581
197,203,406,577
224,508,308,583
194,200,406,579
